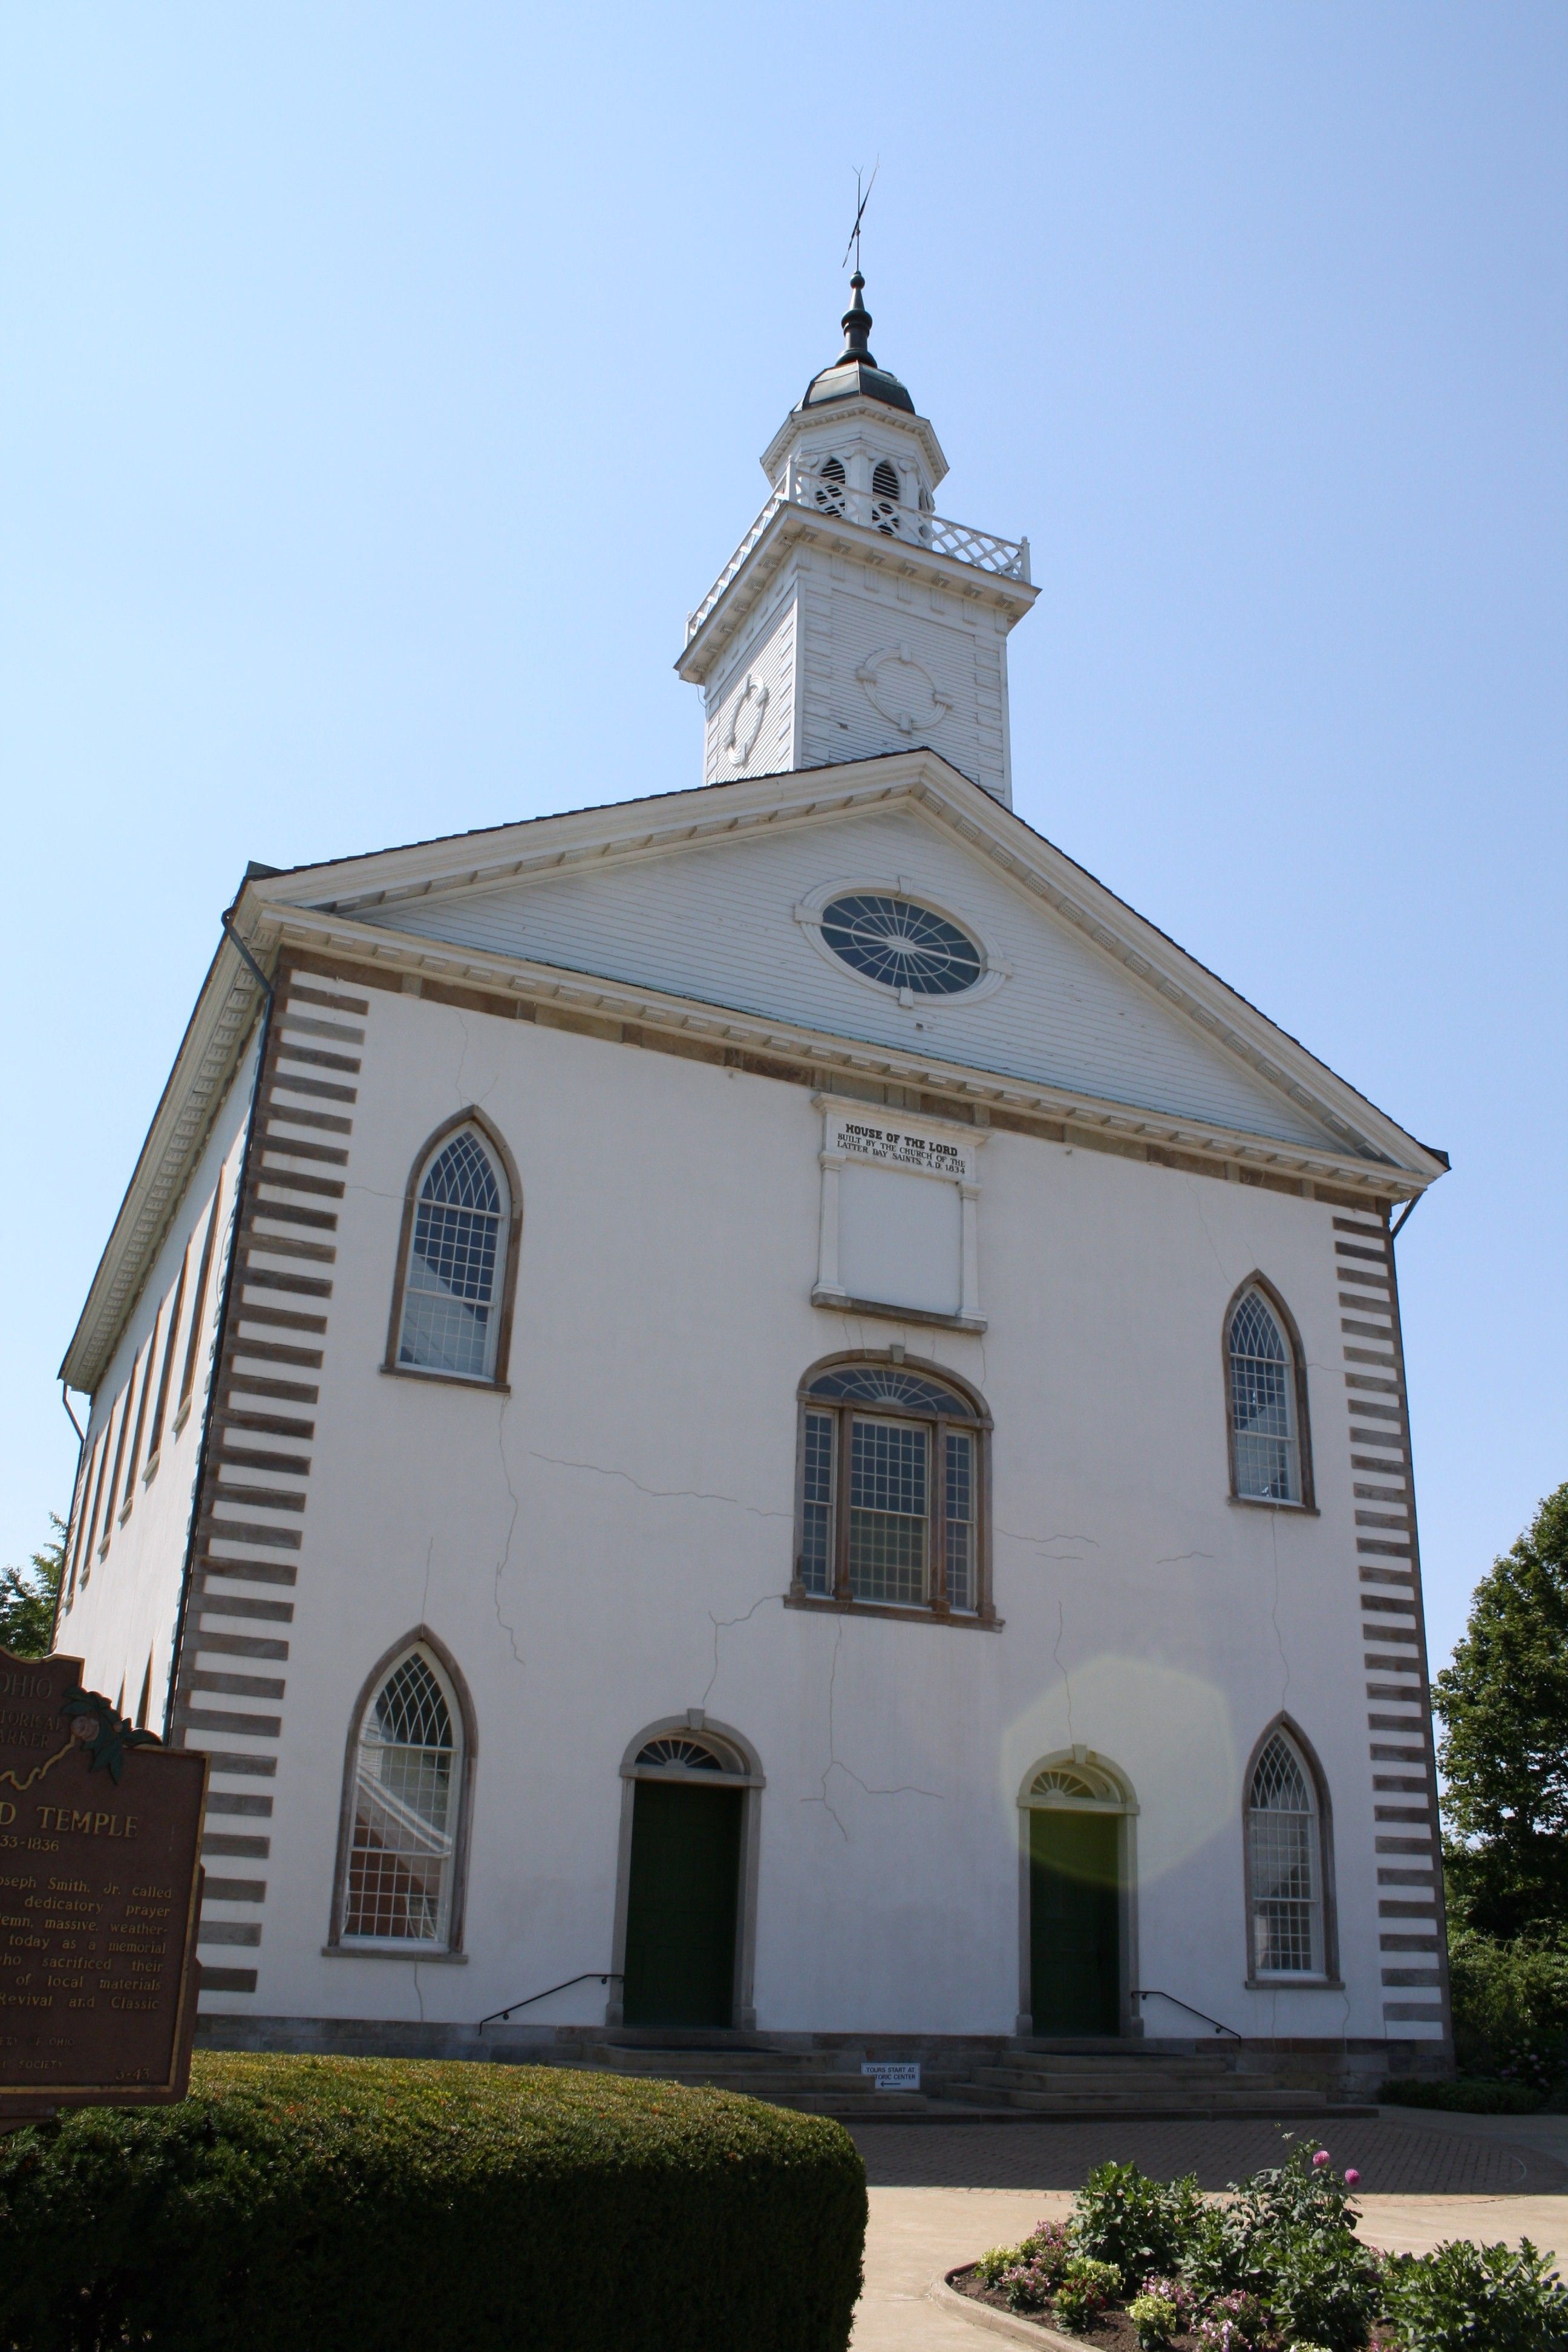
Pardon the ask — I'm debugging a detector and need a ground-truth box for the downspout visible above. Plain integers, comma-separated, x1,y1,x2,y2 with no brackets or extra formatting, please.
162,903,276,1741
50,1383,87,1652
1389,1192,1423,1244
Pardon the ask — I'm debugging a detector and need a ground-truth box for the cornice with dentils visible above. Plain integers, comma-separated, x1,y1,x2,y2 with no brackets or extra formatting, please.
59,750,1447,1396
59,937,263,1397
266,748,1446,1180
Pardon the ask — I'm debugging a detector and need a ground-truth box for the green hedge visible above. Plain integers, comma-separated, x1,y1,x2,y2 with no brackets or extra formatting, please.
1380,2075,1542,2115
0,2053,867,2352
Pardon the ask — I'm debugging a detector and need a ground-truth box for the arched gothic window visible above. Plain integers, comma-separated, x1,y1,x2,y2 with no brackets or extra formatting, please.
794,1359,991,1621
1226,1284,1306,1503
1247,1730,1325,1977
396,1126,511,1381
342,1648,463,1946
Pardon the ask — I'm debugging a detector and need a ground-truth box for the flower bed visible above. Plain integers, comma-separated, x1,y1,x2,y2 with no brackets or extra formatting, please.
950,2141,1568,2351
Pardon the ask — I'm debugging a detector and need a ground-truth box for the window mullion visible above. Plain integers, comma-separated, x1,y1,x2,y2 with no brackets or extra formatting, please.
833,1408,853,1602
977,1441,993,1621
930,1417,949,1615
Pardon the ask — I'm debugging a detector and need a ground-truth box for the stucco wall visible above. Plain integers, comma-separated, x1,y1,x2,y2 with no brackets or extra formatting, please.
59,1047,258,1733
158,978,1399,2043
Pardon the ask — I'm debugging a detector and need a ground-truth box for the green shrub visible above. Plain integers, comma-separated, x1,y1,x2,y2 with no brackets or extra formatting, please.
1181,2142,1380,2351
1192,2288,1274,2350
1380,2237,1568,2352
1070,2157,1203,2279
1380,2074,1541,2115
1446,1927,1568,2097
0,2051,866,2352
1126,2289,1180,2347
1053,2255,1120,2332
993,2221,1074,2310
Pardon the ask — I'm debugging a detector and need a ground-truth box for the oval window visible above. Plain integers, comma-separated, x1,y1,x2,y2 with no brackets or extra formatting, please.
818,893,983,996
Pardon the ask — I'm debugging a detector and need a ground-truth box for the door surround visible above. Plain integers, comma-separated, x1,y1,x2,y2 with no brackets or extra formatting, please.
1016,1748,1139,2037
609,1714,764,2030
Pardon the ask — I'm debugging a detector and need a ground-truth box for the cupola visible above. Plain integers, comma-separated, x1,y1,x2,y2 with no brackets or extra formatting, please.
678,274,1037,806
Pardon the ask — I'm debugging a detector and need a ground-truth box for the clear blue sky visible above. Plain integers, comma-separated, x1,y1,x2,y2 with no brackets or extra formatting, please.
2,4,1563,1681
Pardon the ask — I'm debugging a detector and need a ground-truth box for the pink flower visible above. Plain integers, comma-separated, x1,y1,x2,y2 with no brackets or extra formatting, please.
1344,2167,1361,2186
1312,2149,1330,2167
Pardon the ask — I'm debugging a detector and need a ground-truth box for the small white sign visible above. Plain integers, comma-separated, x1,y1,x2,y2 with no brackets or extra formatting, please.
861,2061,921,2092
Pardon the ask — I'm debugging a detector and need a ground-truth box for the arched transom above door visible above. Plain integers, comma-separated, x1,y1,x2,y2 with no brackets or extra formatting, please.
1021,1753,1137,1812
619,1717,763,1787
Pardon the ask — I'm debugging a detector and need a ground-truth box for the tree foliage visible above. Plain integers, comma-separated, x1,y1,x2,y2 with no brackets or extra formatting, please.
1434,1481,1568,1940
0,1518,65,1660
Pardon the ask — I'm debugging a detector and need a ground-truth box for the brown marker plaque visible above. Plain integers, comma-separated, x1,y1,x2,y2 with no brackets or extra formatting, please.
0,1651,207,2115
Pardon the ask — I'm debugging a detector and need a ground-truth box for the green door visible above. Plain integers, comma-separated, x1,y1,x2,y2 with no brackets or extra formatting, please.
622,1780,742,2028
1029,1809,1120,2035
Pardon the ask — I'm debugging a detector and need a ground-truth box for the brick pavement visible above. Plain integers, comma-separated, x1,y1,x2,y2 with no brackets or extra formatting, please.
849,2115,1567,2195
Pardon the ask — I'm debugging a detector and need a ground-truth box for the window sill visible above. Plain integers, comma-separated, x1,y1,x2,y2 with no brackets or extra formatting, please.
172,1397,192,1437
1244,1976,1344,1991
811,1287,987,1336
142,1450,161,1489
786,1592,1002,1632
1228,1495,1319,1517
379,1365,511,1397
321,1944,468,1962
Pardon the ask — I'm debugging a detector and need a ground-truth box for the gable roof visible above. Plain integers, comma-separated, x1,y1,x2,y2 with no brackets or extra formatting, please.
61,749,1446,1394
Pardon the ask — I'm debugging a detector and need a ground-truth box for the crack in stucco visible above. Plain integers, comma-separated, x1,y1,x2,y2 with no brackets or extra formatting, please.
1155,1550,1217,1566
454,1007,474,1109
1184,1175,1233,1287
800,1621,943,1843
492,1402,525,1668
701,1591,782,1707
1268,1506,1290,1713
1052,1598,1077,1747
521,1448,791,1522
996,1527,1098,1564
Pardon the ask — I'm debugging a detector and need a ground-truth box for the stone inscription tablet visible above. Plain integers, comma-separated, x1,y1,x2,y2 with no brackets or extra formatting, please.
826,1111,979,1183
0,1652,207,2114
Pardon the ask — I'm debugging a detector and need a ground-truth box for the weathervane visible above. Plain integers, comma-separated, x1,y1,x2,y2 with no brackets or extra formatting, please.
841,161,880,274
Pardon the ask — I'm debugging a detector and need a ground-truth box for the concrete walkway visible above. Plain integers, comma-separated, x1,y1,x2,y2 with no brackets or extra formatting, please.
848,2109,1568,2351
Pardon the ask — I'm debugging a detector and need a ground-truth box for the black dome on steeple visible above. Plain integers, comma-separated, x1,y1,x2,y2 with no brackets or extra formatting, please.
800,273,915,416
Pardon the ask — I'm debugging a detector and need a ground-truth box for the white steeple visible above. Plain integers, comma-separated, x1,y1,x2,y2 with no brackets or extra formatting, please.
676,275,1038,805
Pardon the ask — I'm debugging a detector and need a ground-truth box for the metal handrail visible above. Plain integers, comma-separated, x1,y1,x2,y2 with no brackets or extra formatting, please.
479,1971,622,2028
1134,1988,1243,2041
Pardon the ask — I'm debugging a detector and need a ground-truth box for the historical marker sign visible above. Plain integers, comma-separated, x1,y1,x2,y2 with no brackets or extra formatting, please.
0,1651,207,2115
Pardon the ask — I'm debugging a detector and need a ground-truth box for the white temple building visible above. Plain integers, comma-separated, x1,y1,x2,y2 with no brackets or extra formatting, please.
54,276,1452,2104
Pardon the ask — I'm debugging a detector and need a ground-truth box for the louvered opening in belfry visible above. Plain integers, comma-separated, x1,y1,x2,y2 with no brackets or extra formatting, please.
872,457,901,534
814,454,847,514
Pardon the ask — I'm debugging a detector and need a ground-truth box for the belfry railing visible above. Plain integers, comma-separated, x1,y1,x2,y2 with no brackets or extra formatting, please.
686,459,1030,642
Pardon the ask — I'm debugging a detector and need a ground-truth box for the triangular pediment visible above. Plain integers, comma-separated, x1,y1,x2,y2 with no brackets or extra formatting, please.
249,753,1440,1179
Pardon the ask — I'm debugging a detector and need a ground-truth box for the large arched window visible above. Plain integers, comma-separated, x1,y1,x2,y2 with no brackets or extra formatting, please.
793,1357,991,1622
1246,1728,1327,1979
1226,1282,1309,1504
339,1647,465,1947
389,1119,517,1384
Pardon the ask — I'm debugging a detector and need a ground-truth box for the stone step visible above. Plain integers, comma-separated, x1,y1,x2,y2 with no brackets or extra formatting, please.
757,2092,935,2117
964,2069,1241,2088
975,2086,1348,2116
569,2045,823,2074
